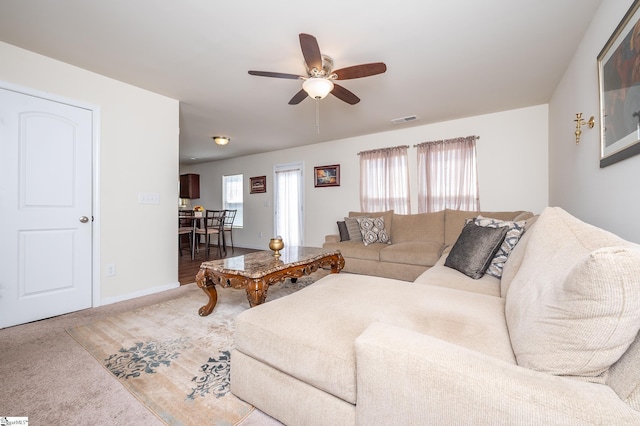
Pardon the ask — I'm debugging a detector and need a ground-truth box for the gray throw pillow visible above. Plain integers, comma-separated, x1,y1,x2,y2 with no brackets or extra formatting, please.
344,217,364,241
445,222,508,279
337,221,350,241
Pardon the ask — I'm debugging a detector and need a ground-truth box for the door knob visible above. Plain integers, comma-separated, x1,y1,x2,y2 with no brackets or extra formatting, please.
79,216,89,223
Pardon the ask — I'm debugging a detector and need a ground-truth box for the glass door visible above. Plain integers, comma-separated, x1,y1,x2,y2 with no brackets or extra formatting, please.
274,162,304,247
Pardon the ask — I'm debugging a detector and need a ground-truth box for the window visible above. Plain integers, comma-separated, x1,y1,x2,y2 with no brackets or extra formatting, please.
222,174,243,227
417,136,480,213
359,145,410,214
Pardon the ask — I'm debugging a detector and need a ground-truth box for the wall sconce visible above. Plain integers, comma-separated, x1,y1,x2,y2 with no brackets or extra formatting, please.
212,136,230,146
574,113,595,144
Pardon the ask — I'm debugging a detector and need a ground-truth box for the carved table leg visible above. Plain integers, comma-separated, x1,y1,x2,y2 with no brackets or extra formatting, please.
196,268,218,316
330,253,345,273
245,278,268,307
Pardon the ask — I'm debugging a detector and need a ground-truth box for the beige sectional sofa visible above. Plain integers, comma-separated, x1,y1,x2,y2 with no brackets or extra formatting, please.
231,207,640,425
322,209,533,281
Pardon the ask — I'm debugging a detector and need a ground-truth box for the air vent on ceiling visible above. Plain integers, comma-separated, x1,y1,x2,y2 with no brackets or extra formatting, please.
391,115,419,125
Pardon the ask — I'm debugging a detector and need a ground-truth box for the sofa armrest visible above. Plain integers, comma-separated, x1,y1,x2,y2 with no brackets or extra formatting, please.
355,322,640,425
325,234,340,244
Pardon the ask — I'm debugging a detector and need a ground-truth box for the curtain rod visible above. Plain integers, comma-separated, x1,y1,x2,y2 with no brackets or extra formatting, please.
357,145,410,155
413,135,479,148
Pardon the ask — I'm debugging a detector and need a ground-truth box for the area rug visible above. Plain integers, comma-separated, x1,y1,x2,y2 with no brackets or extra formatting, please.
67,271,327,425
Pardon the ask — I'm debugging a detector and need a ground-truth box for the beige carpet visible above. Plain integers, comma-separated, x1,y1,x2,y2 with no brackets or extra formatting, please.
0,271,327,425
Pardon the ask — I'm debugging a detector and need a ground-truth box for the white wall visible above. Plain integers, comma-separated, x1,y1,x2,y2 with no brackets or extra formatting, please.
182,104,549,248
0,42,181,302
549,0,640,243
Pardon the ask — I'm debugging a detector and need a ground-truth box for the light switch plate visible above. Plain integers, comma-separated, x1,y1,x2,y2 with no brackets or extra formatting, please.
138,192,160,204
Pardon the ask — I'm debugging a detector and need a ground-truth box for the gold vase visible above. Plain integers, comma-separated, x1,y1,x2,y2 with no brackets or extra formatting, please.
269,238,284,258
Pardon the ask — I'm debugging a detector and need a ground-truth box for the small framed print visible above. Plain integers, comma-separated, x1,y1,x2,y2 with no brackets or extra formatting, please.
250,176,266,194
314,164,340,187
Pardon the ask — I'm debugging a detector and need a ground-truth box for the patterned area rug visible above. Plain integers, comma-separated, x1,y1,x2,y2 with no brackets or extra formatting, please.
67,272,327,425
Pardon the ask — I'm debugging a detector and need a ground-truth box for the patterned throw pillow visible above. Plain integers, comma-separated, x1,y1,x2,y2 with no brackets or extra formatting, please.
356,217,391,246
474,215,526,279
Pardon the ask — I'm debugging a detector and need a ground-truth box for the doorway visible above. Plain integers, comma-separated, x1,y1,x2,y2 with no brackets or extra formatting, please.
273,162,304,247
0,84,97,328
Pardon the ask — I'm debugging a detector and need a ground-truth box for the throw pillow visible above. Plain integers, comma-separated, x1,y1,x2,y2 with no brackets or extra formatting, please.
343,217,363,241
474,215,527,279
337,221,350,242
356,216,391,246
444,222,508,279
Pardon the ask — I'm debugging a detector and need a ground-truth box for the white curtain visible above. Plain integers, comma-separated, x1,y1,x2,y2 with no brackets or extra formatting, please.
417,136,480,213
359,145,410,214
274,165,303,246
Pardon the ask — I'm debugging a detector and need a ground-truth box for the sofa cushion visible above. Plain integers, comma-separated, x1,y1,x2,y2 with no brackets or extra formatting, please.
323,239,386,261
505,207,640,382
445,222,508,279
392,210,445,243
607,330,640,411
234,274,515,405
415,252,501,297
356,216,391,245
379,241,443,267
473,215,527,279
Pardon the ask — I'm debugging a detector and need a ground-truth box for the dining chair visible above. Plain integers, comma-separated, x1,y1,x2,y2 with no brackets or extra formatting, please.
223,209,237,253
194,210,226,258
178,210,195,257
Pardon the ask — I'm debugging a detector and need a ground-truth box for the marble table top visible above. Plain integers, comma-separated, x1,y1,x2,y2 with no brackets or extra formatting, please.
198,246,342,279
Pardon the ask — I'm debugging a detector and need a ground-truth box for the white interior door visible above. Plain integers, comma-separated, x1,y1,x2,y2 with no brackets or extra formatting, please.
274,163,304,247
0,87,93,328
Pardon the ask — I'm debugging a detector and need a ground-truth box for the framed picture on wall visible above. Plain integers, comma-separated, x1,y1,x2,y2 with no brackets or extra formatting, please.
250,176,266,194
598,0,640,167
314,164,340,187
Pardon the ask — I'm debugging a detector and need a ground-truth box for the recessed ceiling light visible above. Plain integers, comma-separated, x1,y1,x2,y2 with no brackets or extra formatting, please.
213,136,230,145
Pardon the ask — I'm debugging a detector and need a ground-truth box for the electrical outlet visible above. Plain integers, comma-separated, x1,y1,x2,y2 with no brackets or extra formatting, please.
105,263,116,277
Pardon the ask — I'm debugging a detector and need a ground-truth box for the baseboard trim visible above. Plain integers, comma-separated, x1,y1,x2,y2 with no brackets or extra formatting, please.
99,281,181,307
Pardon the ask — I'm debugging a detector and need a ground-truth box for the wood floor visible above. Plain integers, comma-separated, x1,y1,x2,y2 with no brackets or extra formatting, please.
178,242,259,285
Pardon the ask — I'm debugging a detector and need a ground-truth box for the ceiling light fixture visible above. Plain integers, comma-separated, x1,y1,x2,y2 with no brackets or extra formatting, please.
302,77,334,99
212,136,230,146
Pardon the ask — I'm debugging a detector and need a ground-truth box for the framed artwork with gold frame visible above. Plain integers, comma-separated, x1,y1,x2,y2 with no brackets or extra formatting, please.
598,0,640,167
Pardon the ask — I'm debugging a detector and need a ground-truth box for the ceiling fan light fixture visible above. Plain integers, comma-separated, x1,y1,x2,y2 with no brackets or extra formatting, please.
212,136,230,146
302,77,334,99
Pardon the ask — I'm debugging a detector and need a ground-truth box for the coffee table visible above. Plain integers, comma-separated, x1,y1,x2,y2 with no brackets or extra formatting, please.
195,246,344,316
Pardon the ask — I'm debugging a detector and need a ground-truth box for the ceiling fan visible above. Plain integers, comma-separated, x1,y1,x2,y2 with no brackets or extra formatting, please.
248,33,387,105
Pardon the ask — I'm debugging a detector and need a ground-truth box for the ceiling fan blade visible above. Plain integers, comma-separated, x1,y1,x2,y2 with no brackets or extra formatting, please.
333,62,387,80
331,83,360,105
248,70,302,79
288,89,308,105
299,33,322,71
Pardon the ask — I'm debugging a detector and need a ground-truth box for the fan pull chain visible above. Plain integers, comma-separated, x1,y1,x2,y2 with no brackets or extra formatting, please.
315,98,321,134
